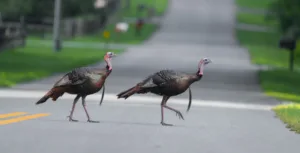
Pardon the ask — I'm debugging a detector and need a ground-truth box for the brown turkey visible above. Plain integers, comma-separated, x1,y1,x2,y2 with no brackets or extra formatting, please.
35,52,117,123
117,58,212,126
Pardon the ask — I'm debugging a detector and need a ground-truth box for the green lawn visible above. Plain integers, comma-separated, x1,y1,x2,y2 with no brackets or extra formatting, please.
28,0,167,44
0,44,121,87
73,23,157,44
273,104,300,134
122,0,169,17
236,29,300,133
236,0,274,9
28,23,158,45
237,13,278,27
236,29,300,99
259,70,300,103
0,0,166,88
235,0,278,28
236,30,293,67
235,0,300,135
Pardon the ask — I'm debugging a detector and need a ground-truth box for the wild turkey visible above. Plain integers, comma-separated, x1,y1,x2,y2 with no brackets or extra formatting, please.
35,52,117,123
117,58,212,126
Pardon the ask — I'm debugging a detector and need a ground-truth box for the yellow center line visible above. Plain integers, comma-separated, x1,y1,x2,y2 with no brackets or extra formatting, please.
0,112,28,119
0,113,50,125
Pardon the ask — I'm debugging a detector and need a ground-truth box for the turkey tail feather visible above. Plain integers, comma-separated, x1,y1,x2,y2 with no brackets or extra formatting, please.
117,86,137,99
99,83,105,105
35,90,53,105
186,87,192,112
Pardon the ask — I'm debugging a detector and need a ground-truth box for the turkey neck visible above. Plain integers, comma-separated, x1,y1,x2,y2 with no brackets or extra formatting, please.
187,63,204,84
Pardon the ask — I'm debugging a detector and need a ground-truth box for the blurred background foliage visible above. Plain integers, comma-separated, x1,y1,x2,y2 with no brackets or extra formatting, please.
267,0,300,34
0,0,99,22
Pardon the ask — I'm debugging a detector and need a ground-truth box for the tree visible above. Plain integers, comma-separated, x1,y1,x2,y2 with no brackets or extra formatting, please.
266,0,300,33
0,0,98,22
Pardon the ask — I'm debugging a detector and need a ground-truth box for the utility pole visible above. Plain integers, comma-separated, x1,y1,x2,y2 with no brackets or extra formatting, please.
53,0,62,52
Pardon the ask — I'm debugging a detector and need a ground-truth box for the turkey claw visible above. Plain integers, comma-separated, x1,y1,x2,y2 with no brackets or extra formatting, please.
87,120,100,123
68,117,78,122
175,111,184,120
161,122,173,126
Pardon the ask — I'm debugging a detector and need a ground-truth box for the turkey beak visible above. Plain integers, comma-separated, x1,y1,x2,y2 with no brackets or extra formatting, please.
206,59,212,64
111,53,117,57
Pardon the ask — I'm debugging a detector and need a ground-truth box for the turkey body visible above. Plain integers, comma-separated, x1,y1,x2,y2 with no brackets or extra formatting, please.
118,69,201,99
148,70,198,96
35,66,111,123
52,67,109,98
117,69,202,126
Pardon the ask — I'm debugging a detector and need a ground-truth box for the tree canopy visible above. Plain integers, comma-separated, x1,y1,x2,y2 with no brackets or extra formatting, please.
267,0,300,34
0,0,98,22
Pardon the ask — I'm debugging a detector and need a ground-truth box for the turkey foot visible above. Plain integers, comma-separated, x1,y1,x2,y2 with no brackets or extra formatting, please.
67,116,78,122
87,120,100,123
175,111,184,120
161,122,173,126
163,105,184,120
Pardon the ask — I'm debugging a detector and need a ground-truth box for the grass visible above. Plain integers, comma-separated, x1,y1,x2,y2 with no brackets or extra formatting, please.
28,0,168,44
237,13,278,27
236,0,274,9
273,104,300,133
237,30,300,133
28,23,158,45
28,21,158,45
237,29,300,100
235,0,300,134
236,23,300,134
236,30,289,67
259,70,300,103
73,23,157,44
0,44,122,87
0,0,166,88
121,0,169,17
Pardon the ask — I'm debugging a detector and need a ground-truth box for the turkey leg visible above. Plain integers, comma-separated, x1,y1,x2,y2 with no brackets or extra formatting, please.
161,96,184,126
81,95,99,123
164,105,184,120
67,95,80,122
160,95,184,126
160,96,172,126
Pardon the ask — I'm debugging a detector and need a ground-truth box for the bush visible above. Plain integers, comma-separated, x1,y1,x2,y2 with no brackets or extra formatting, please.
267,0,300,33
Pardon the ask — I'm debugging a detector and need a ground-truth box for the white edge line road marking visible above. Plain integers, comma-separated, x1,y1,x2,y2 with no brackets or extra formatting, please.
0,89,273,111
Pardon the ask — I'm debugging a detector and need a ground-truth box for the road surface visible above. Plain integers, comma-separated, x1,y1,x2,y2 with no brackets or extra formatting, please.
1,0,300,153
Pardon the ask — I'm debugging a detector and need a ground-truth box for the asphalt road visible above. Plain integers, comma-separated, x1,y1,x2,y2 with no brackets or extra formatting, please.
1,0,300,152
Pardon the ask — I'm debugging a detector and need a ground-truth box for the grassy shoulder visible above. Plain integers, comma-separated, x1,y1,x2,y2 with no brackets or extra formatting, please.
28,22,158,45
273,104,300,133
235,0,300,133
237,13,277,27
122,0,169,17
73,23,157,44
236,0,274,9
235,0,277,27
259,70,300,103
237,29,300,102
28,0,167,44
0,44,121,87
236,29,300,133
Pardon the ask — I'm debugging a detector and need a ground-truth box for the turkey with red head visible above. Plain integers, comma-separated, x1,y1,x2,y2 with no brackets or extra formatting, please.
117,58,212,126
35,52,117,123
